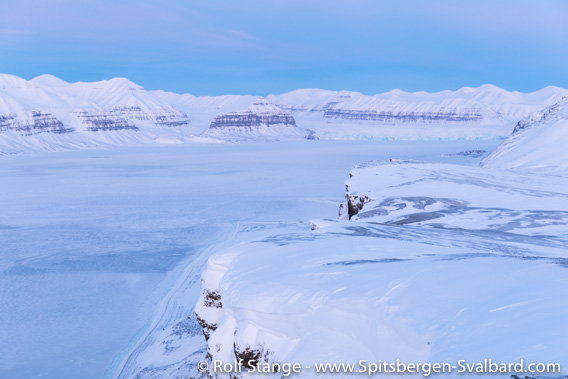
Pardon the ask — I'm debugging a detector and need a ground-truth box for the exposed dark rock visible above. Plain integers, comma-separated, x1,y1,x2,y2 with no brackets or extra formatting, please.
323,108,484,122
154,115,191,127
347,194,370,219
310,93,353,114
233,345,262,370
209,99,296,129
442,150,487,157
72,110,139,131
1,111,73,135
512,98,565,133
203,290,222,308
196,314,217,341
305,130,318,139
111,106,190,127
0,114,17,132
211,113,296,128
110,106,151,121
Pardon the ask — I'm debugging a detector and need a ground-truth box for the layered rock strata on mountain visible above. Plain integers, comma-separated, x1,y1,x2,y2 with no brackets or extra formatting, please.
0,111,73,135
209,99,296,129
110,106,190,127
71,110,139,132
323,108,484,122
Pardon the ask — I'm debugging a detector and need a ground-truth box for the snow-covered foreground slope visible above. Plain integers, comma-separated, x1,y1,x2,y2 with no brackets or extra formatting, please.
195,161,568,378
482,96,568,169
342,161,568,236
2,73,567,153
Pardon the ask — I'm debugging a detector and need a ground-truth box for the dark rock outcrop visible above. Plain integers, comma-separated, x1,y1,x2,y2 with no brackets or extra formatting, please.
203,290,222,308
0,114,17,133
346,194,370,219
71,110,139,131
309,91,486,123
0,111,73,135
110,106,190,127
196,315,217,341
210,99,296,129
323,108,484,122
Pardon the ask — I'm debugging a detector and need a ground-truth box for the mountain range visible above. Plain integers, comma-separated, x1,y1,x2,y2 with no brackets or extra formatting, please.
1,74,567,154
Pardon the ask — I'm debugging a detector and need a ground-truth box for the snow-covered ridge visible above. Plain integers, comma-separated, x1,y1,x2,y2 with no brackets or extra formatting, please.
167,82,568,141
481,96,568,169
271,85,567,124
194,161,568,378
1,73,567,153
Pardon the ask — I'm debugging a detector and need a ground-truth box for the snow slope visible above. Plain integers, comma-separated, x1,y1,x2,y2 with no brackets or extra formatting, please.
195,160,568,378
342,160,568,236
481,96,568,170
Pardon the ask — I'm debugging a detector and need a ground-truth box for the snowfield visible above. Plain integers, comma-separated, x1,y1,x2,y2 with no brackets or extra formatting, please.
194,163,568,377
342,161,568,236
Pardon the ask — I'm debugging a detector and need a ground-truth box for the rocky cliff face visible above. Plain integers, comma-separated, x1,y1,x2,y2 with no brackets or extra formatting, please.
209,99,296,129
70,110,139,132
323,108,484,122
0,111,73,135
195,253,273,379
511,98,565,134
311,92,488,123
110,106,190,127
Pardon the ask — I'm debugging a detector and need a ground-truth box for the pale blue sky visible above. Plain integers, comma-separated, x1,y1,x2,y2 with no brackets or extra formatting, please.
1,0,567,95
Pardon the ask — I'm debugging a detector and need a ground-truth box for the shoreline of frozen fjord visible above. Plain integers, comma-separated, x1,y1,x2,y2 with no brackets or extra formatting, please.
195,159,568,378
0,139,499,378
100,139,501,378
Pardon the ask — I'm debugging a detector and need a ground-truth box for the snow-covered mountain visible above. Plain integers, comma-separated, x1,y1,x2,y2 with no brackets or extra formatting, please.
1,73,567,153
0,74,193,154
268,85,568,140
205,99,311,141
268,85,564,122
481,96,568,170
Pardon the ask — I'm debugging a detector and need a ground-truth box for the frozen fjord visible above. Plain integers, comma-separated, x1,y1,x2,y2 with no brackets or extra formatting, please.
0,139,500,378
